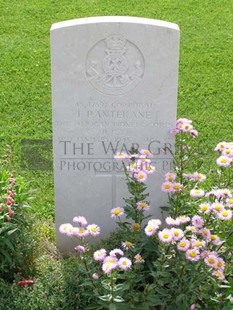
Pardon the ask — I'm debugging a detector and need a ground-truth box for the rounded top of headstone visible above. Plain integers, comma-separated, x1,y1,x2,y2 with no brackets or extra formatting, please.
51,16,179,31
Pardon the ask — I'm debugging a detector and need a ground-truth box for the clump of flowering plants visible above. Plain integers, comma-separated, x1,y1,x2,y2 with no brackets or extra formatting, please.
0,167,32,280
60,118,233,310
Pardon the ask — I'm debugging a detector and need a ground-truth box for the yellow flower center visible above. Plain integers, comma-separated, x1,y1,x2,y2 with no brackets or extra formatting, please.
140,203,147,208
217,261,223,267
180,241,186,247
189,251,197,258
210,235,217,241
221,210,228,217
200,205,207,211
208,257,215,264
214,205,221,211
114,209,121,215
195,241,202,247
131,223,140,231
163,233,169,239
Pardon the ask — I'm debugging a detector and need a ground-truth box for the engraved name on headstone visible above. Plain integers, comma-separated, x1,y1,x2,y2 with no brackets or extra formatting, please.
51,16,180,253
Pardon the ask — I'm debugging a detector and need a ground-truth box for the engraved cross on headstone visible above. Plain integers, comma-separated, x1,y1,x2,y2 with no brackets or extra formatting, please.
95,162,125,209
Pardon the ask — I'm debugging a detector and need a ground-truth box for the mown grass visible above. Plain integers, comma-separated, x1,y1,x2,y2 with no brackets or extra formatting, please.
0,1,233,307
1,0,233,218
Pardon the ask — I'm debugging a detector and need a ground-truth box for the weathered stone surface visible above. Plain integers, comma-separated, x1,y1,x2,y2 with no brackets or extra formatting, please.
51,16,180,253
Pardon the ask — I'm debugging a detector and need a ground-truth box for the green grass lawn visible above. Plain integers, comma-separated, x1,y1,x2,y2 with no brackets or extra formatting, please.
1,0,233,217
0,1,233,308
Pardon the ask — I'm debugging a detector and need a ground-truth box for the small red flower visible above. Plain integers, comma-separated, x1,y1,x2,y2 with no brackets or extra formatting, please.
18,280,35,286
8,208,14,217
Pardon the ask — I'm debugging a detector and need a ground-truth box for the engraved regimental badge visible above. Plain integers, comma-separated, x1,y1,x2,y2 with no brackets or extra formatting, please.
86,34,145,96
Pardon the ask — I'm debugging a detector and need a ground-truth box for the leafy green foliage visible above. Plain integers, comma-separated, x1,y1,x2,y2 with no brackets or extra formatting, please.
0,167,35,281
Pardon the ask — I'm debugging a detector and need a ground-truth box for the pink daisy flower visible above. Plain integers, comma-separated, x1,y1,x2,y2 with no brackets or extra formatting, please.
122,241,134,250
211,202,225,214
109,249,124,257
93,249,107,261
217,209,232,220
136,201,150,211
139,149,153,158
191,215,204,228
92,273,99,280
226,197,233,208
199,227,211,240
102,262,118,274
143,164,156,174
216,257,225,270
215,142,227,152
204,254,218,268
147,219,162,226
111,207,124,218
177,239,190,251
192,172,206,182
59,223,73,235
222,148,233,158
190,129,198,138
114,152,129,160
190,239,205,249
166,217,180,226
216,156,231,167
128,162,139,173
220,188,232,198
134,253,145,264
158,229,173,243
87,224,100,236
186,226,198,233
183,172,192,180
118,257,132,270
212,270,225,280
104,256,118,264
210,234,221,245
199,203,211,214
73,227,89,238
73,216,88,227
164,172,177,182
74,245,86,253
186,248,200,262
177,215,190,224
145,224,158,237
161,181,174,193
171,228,184,241
180,122,193,132
190,189,205,198
134,171,147,183
67,226,78,237
173,182,183,192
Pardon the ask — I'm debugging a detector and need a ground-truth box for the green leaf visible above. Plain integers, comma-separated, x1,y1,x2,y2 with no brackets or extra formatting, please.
109,304,116,310
99,294,112,302
0,248,13,264
113,284,124,291
160,206,170,211
113,296,124,303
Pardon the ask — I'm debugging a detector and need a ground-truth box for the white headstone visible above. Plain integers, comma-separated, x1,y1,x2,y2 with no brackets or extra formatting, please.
51,16,180,253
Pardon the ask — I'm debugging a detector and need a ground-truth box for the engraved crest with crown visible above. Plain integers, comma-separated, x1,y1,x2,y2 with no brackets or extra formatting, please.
86,34,145,96
103,35,128,84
